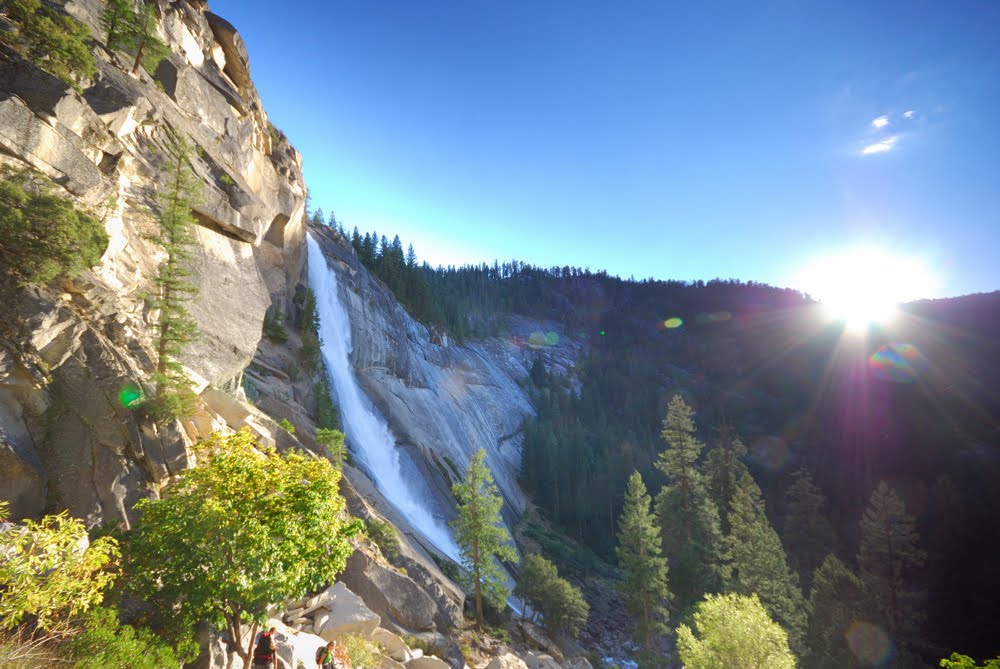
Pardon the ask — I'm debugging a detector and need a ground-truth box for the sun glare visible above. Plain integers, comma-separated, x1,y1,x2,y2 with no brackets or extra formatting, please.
797,248,934,332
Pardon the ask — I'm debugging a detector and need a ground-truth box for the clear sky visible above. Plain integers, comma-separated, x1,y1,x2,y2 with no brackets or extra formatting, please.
210,0,1000,298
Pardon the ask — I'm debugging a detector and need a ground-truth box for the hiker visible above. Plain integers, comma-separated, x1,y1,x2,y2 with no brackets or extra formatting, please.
315,640,350,669
252,626,279,669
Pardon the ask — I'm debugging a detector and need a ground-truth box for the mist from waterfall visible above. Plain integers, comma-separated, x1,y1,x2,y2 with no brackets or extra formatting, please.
306,234,461,562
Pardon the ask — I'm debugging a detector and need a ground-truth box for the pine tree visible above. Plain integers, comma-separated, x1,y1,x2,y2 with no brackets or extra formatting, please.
857,481,926,645
784,468,837,587
722,472,808,655
99,0,135,50
653,395,723,609
616,471,671,666
151,131,200,420
451,449,517,629
130,1,168,75
703,422,748,533
805,554,865,669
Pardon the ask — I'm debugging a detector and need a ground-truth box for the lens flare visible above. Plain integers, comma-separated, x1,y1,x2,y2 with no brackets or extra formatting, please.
664,317,683,329
868,343,928,383
846,621,893,666
117,383,144,409
528,331,547,348
545,331,559,346
750,435,790,471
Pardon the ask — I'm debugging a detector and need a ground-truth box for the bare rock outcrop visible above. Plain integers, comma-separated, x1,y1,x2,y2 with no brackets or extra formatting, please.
0,0,305,522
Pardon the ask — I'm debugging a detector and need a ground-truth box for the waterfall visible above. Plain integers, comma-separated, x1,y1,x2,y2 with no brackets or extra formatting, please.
306,235,461,562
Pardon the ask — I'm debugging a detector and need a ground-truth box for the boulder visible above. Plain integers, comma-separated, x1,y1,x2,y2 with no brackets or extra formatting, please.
372,627,412,663
484,655,529,669
406,655,451,669
316,583,381,641
520,622,564,664
340,550,438,631
523,652,561,669
377,654,407,669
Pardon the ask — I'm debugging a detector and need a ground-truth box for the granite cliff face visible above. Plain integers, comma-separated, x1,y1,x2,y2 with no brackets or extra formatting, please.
306,225,582,534
0,0,306,522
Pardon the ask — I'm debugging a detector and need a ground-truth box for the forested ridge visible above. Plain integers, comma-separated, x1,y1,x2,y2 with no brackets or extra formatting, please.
312,213,1000,666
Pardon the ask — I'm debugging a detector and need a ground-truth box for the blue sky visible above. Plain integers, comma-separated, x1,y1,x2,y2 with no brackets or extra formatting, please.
210,0,1000,298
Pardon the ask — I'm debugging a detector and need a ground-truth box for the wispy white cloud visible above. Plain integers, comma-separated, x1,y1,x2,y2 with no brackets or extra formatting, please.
903,110,916,119
872,115,890,128
861,135,899,155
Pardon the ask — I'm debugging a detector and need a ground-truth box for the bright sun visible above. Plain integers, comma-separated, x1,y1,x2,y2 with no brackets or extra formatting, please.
797,248,934,332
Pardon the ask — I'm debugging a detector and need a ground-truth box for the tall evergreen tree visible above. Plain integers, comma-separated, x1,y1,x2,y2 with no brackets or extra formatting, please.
784,468,837,587
129,1,168,75
857,481,926,646
616,471,671,667
722,472,808,655
653,395,723,609
151,131,200,420
703,422,748,533
99,0,135,50
450,449,517,629
805,554,866,669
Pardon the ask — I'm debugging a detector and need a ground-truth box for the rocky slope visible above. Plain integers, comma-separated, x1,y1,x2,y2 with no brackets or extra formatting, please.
0,0,305,523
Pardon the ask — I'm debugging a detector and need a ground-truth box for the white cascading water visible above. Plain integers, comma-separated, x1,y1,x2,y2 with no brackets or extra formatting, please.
306,235,461,562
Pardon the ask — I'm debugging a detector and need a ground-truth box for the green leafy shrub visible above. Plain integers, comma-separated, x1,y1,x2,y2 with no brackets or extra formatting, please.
0,173,109,286
315,376,341,430
0,501,119,632
263,307,288,343
278,418,296,434
65,605,190,669
316,427,347,467
338,633,383,668
365,518,400,560
2,0,95,90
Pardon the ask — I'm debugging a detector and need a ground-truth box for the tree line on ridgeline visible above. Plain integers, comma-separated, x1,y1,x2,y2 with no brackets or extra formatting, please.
308,211,1000,666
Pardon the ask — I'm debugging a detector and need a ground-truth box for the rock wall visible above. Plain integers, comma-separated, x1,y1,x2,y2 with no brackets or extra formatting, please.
307,225,582,530
0,0,306,521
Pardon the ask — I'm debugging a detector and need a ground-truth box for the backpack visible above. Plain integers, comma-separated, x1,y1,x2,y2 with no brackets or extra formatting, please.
253,632,275,662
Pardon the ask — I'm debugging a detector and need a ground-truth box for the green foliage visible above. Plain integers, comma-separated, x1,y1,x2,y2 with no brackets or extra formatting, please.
263,306,289,343
219,173,236,187
615,471,670,660
784,468,836,587
703,423,748,534
315,377,341,431
676,593,796,669
65,605,190,668
300,288,323,371
150,131,201,421
316,427,347,467
2,0,96,90
857,481,926,642
805,554,865,669
338,632,382,668
123,429,361,664
451,449,517,629
100,0,135,50
515,554,589,637
654,396,723,609
0,501,119,632
278,417,296,434
0,172,109,286
721,472,808,655
940,653,1000,669
366,518,400,561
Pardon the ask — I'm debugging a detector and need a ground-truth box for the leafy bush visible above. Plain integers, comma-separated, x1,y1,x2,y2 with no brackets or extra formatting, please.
365,518,400,561
338,633,383,668
2,0,95,90
316,427,347,467
515,554,589,637
263,306,288,343
65,605,189,669
0,501,119,632
279,418,296,434
0,173,109,286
